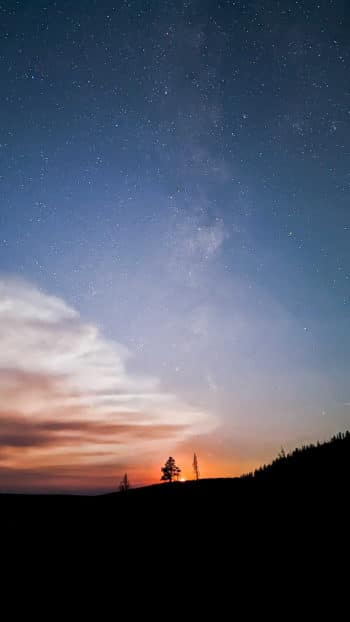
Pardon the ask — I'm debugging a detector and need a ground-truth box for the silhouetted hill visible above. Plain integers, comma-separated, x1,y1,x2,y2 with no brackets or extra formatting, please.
1,432,349,544
251,430,350,482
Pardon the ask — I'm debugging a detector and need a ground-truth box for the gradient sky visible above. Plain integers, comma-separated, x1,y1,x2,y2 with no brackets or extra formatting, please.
0,0,349,492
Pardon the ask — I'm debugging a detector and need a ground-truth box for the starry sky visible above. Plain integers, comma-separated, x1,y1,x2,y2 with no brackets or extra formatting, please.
0,0,349,492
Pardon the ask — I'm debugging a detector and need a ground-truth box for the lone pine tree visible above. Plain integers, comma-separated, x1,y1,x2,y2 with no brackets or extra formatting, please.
161,456,181,482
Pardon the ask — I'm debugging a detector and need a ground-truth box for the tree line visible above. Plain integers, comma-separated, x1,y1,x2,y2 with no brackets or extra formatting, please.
240,431,350,481
119,430,350,491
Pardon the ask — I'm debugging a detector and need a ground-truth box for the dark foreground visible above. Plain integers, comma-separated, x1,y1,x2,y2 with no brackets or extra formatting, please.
1,432,349,546
2,435,349,602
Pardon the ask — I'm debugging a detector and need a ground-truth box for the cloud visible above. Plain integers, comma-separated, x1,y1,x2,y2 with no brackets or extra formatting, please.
0,277,216,491
0,414,189,449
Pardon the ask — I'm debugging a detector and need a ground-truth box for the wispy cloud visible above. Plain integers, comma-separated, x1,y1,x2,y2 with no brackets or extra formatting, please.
0,277,215,491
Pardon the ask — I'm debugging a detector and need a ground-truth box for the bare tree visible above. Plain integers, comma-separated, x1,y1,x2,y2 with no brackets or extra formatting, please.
119,473,130,492
161,457,181,482
193,452,200,480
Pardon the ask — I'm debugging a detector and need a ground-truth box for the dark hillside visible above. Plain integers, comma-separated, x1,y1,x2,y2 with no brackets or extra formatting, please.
1,432,349,542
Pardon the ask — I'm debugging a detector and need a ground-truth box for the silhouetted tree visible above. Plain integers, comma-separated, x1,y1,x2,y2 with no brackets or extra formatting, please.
161,457,181,482
193,452,200,480
119,473,130,492
278,446,286,459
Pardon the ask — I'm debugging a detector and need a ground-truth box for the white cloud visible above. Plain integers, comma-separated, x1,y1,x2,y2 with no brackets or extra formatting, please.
0,277,216,489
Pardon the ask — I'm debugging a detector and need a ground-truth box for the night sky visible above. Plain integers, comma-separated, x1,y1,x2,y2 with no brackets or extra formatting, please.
0,0,349,492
